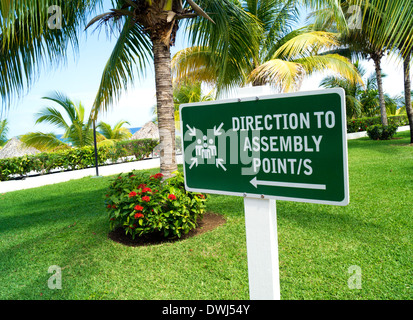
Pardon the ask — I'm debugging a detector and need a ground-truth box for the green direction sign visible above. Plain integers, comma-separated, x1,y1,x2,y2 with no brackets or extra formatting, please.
180,89,349,206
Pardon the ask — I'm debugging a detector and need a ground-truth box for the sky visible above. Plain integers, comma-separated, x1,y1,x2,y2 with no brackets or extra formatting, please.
2,2,408,139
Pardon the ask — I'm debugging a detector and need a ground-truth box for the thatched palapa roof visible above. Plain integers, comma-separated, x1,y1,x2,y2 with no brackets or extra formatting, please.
130,121,159,140
0,137,41,159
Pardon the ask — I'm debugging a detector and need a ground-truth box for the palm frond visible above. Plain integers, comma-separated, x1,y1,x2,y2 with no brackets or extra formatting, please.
297,53,363,85
97,120,131,140
35,107,71,132
0,0,103,107
20,132,66,152
41,91,78,122
0,118,9,146
274,31,340,60
250,59,304,92
91,16,152,119
184,0,262,94
348,0,413,56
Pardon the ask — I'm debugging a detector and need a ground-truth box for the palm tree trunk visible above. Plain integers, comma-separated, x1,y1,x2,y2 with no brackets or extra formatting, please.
372,54,388,126
404,51,413,144
152,38,177,178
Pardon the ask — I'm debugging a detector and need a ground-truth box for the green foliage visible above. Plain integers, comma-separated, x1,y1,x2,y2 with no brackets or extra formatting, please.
0,139,158,181
106,139,158,163
0,119,9,146
104,171,208,239
367,124,398,140
347,115,408,133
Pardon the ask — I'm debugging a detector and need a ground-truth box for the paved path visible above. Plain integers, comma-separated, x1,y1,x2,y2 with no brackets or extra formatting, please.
0,155,183,194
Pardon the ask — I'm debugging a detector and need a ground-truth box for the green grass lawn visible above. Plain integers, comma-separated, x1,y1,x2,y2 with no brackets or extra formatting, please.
0,131,412,300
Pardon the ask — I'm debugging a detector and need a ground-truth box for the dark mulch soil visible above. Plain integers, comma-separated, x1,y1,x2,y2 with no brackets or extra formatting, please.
108,212,226,247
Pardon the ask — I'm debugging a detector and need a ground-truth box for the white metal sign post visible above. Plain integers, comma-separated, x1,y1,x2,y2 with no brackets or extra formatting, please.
244,197,280,300
180,88,349,300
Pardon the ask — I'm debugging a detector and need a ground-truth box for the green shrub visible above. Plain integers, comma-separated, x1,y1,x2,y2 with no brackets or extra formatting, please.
347,115,408,133
367,124,398,140
104,171,208,239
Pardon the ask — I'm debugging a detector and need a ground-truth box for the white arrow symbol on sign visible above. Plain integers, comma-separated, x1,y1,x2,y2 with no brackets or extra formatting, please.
186,124,197,136
214,123,224,136
250,177,326,190
189,157,198,170
216,158,227,171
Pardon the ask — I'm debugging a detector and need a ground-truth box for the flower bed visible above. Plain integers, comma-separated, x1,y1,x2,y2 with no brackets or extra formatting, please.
104,171,208,239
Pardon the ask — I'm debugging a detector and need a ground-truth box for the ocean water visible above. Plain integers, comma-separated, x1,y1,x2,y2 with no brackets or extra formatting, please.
56,127,141,141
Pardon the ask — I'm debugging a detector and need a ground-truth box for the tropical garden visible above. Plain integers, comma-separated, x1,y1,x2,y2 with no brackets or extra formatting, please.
0,0,412,301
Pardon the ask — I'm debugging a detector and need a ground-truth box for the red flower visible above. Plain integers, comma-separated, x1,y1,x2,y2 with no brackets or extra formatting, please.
142,187,152,193
142,196,151,202
168,194,177,200
107,204,112,209
198,194,205,199
134,213,144,219
150,173,163,179
129,191,137,198
134,205,143,211
138,184,147,189
112,205,117,209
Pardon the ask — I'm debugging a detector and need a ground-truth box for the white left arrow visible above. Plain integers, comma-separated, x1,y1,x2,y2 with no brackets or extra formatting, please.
216,158,227,171
250,177,326,190
189,157,198,170
186,124,197,136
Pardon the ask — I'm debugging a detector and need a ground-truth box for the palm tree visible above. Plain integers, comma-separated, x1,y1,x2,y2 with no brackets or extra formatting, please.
21,92,94,151
314,0,413,128
97,120,132,146
311,1,390,125
320,61,365,118
320,61,401,118
172,80,213,125
357,72,397,118
86,0,263,178
0,119,9,146
172,1,361,96
402,53,413,143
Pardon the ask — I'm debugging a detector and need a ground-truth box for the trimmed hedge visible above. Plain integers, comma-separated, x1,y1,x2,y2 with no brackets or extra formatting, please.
367,124,398,140
0,139,158,181
347,115,408,133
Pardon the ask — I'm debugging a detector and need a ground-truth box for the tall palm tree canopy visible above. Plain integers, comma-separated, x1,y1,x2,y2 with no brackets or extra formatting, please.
2,0,412,107
172,1,362,95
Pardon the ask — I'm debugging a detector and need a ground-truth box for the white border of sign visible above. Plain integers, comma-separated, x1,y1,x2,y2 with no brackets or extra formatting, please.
180,88,349,207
